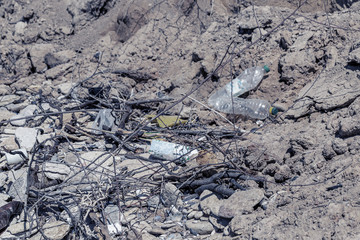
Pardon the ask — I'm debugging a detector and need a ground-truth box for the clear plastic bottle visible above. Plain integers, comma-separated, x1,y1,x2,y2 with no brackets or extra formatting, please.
208,65,270,109
215,98,278,120
207,65,278,119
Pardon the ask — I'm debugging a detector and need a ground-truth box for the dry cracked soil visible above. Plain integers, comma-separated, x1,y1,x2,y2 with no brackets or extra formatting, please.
1,0,360,239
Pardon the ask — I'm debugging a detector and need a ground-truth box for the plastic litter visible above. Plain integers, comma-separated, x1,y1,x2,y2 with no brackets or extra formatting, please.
208,65,278,119
149,139,198,163
146,114,187,128
5,148,28,165
92,109,116,134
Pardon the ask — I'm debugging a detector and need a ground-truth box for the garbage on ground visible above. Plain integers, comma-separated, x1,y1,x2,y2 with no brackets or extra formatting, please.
146,114,187,128
149,139,198,163
104,205,123,235
0,201,24,231
4,148,28,165
208,65,278,119
14,127,39,151
91,109,116,134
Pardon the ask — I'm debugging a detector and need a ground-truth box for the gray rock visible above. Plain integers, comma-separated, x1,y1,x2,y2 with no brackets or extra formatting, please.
0,85,11,96
148,227,166,236
274,165,292,183
237,6,273,29
10,105,38,126
338,117,360,138
0,95,21,107
229,213,258,236
147,195,160,208
57,82,75,95
286,66,360,119
7,221,38,235
14,21,27,35
218,188,264,218
322,141,336,160
185,220,214,235
43,221,70,240
290,31,314,51
28,44,55,72
67,0,115,25
193,211,203,220
0,172,7,188
208,215,230,230
332,138,348,155
44,50,76,69
45,62,73,80
160,183,183,207
279,50,316,84
8,168,28,202
0,107,15,123
43,162,71,181
199,190,221,216
15,127,38,151
165,233,183,240
349,47,360,64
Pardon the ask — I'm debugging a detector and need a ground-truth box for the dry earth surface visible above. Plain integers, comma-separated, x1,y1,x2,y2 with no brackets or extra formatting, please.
1,0,360,239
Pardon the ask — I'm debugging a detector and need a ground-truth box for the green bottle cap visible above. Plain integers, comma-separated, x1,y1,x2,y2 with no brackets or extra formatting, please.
269,107,278,115
263,65,270,72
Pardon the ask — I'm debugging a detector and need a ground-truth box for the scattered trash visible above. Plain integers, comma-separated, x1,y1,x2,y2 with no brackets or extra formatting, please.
0,201,24,231
149,139,198,163
104,205,122,235
146,114,187,128
208,66,278,119
14,127,39,151
4,149,28,165
91,109,116,134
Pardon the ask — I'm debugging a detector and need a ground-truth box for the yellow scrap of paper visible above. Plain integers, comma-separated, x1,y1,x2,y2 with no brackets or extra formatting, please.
146,115,187,128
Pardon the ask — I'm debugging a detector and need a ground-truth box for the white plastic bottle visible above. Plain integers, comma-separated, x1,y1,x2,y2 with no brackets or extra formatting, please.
208,65,270,109
215,98,278,120
149,139,198,163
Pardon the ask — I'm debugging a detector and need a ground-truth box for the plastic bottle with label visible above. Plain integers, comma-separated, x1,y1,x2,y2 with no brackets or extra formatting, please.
214,98,278,120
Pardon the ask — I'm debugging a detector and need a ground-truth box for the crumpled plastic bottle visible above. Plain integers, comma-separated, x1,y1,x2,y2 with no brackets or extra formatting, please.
92,109,116,134
208,65,278,119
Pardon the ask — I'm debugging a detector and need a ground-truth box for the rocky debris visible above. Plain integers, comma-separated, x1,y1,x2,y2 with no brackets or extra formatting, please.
338,117,360,138
286,65,360,119
218,188,264,218
0,0,360,239
10,105,38,126
28,44,56,73
14,127,38,151
185,220,214,235
199,190,221,216
43,162,71,181
7,168,28,202
43,221,71,240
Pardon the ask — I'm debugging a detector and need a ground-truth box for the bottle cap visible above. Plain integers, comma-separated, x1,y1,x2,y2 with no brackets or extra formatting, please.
263,65,270,72
269,107,278,115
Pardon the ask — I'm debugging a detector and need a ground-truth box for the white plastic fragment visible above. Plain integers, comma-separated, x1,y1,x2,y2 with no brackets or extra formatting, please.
5,148,28,165
91,109,116,134
149,139,198,163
